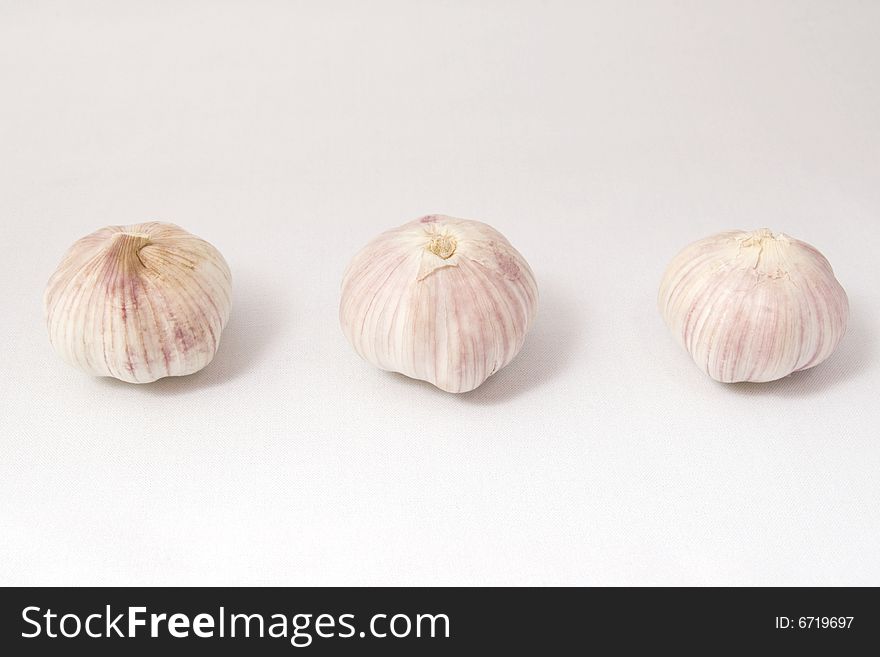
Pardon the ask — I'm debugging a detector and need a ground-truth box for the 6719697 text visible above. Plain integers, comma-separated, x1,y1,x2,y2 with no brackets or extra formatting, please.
775,617,854,630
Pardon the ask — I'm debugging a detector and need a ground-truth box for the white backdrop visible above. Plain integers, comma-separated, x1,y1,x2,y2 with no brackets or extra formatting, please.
1,0,878,586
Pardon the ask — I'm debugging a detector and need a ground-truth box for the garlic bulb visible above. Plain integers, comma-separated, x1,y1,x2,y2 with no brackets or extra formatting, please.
659,229,848,383
340,215,538,393
44,222,232,383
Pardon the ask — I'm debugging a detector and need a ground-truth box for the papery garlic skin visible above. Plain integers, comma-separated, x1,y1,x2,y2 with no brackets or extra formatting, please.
659,229,848,383
341,215,538,393
44,222,232,383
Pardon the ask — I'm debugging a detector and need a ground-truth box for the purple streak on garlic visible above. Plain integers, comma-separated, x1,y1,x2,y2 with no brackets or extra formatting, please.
340,215,538,393
44,222,232,383
658,229,849,383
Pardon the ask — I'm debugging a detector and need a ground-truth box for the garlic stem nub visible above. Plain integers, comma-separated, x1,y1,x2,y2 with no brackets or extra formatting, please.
428,233,457,259
111,232,152,268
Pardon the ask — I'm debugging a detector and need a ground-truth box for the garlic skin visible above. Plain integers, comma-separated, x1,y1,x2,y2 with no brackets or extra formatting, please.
659,229,848,383
340,215,538,393
44,222,232,383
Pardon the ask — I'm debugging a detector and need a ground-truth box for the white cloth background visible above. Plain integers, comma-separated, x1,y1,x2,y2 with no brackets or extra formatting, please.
1,0,877,585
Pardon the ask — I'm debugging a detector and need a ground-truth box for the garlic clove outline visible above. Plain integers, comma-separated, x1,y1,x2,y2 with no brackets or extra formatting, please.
340,215,538,393
44,222,232,383
658,228,849,383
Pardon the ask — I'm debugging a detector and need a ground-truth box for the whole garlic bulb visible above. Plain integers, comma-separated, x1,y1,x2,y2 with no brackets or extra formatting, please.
44,222,232,383
340,215,538,393
659,229,848,383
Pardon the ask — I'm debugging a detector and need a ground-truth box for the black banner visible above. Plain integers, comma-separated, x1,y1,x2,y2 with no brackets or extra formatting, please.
1,587,875,653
